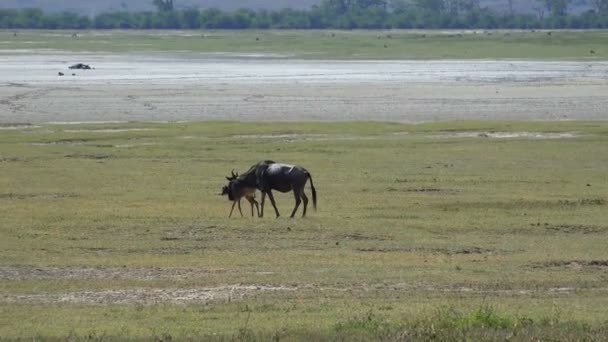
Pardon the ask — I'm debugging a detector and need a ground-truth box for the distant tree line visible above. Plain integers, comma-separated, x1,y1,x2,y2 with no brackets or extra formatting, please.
2,0,608,29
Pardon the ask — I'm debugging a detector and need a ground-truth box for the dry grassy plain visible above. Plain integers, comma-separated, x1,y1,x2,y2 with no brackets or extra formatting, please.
1,121,608,339
1,30,608,340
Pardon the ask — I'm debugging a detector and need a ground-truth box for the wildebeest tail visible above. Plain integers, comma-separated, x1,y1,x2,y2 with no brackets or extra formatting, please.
308,172,317,210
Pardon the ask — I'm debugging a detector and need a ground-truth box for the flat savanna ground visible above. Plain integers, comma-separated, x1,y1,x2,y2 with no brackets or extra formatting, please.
1,121,608,339
1,30,608,340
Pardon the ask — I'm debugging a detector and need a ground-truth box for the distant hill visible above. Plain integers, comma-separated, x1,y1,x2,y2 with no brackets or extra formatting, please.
0,0,594,15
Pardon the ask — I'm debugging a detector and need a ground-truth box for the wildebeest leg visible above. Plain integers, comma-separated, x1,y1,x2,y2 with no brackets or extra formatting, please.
301,192,309,217
290,189,302,218
237,199,244,217
267,191,281,218
229,201,237,218
260,192,266,217
246,196,259,217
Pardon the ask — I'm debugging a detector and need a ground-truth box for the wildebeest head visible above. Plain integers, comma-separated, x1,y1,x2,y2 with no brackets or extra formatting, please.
221,184,233,200
221,170,239,201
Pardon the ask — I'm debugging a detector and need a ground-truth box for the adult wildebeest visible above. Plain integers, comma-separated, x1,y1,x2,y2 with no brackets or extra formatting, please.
230,160,317,218
221,170,259,218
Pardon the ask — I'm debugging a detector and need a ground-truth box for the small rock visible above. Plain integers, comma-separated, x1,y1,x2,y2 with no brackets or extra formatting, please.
58,72,64,76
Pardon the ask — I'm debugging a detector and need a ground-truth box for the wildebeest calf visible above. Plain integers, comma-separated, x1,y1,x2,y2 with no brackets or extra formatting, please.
221,171,259,218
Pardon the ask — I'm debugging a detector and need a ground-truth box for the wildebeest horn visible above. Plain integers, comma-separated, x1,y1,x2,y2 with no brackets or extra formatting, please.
231,169,237,178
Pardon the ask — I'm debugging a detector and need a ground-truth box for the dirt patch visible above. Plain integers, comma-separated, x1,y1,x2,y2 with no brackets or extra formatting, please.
0,123,38,130
408,188,458,193
30,138,89,145
545,224,608,234
386,187,458,194
335,232,393,242
532,260,608,270
429,131,581,139
357,246,496,255
115,142,159,148
47,121,127,125
452,246,494,255
232,133,386,142
0,193,79,200
161,225,221,241
441,198,605,211
64,153,112,160
0,157,22,163
0,266,225,281
558,198,606,206
4,282,604,305
63,128,157,133
0,285,296,305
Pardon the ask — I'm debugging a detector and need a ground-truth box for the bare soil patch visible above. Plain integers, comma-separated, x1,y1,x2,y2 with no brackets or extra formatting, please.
0,266,225,280
389,187,460,194
334,232,393,241
0,285,296,305
429,131,581,139
63,128,157,133
3,282,606,305
0,123,38,129
0,193,79,200
357,246,497,255
64,153,112,160
545,224,608,234
30,138,89,146
532,260,608,270
0,157,22,163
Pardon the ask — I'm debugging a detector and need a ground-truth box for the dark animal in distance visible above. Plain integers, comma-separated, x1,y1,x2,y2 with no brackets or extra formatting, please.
221,170,259,218
230,160,317,218
69,63,92,70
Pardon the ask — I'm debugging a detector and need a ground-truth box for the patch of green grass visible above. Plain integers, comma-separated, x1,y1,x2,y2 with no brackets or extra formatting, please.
4,304,603,341
1,30,607,59
1,121,608,339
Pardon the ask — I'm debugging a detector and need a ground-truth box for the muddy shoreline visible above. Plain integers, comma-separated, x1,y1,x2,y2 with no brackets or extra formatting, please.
1,53,607,123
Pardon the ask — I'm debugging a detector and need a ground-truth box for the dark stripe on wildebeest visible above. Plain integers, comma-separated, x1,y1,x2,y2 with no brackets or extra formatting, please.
222,160,317,218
